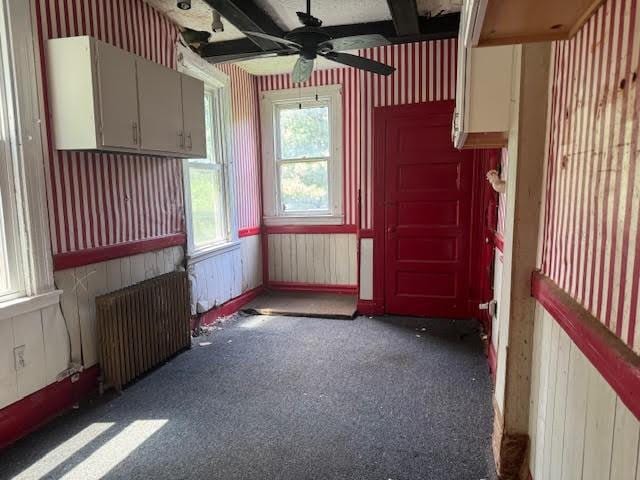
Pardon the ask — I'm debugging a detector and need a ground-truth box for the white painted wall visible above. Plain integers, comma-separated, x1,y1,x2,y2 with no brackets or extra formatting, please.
55,246,184,368
491,249,503,352
0,304,68,409
267,233,357,286
188,235,263,314
359,238,374,300
528,303,640,480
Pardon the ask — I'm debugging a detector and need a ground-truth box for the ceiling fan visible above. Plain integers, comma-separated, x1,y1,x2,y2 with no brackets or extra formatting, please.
218,0,396,83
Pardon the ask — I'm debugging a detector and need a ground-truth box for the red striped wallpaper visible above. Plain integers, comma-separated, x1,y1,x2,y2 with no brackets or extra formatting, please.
541,0,640,353
35,0,185,261
217,64,262,231
257,39,457,229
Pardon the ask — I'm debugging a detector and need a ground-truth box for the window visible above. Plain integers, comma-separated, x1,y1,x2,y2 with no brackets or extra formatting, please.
0,0,59,316
261,85,342,225
186,89,229,250
178,46,237,258
0,48,24,301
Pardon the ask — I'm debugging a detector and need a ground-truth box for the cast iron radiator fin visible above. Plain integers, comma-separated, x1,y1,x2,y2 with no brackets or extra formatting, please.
96,271,191,392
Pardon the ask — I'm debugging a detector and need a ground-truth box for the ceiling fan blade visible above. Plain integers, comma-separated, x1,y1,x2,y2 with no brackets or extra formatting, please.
318,34,390,52
205,49,295,64
243,31,302,48
292,57,314,83
321,51,395,76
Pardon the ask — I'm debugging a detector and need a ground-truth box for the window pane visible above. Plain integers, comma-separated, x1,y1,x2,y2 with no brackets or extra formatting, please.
189,167,226,247
280,160,328,213
278,105,330,160
190,92,215,165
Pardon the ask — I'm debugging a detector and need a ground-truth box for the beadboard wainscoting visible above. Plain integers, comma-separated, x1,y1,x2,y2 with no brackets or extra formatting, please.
528,302,640,480
267,233,357,287
188,236,263,315
54,246,184,368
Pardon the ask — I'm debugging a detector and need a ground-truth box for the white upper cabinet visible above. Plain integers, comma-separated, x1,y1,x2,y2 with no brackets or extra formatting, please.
96,41,139,149
180,75,206,158
137,58,183,153
47,36,206,159
452,4,516,150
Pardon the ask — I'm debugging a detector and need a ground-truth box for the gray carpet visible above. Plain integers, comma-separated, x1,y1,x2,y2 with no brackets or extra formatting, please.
1,315,495,480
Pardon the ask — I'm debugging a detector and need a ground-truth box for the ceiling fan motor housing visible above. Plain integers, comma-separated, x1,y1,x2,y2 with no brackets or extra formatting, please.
286,27,331,60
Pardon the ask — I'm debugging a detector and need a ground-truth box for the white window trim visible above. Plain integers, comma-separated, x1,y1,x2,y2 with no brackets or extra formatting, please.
0,0,60,316
177,44,239,262
260,84,343,226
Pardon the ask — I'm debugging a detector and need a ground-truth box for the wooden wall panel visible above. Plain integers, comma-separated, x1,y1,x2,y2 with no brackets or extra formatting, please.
0,302,70,410
54,246,183,368
240,235,263,292
541,0,640,352
267,233,357,286
528,302,640,480
187,245,256,315
359,238,374,300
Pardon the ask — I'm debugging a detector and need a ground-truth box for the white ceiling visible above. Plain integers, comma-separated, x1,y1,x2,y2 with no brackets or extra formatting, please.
144,0,461,75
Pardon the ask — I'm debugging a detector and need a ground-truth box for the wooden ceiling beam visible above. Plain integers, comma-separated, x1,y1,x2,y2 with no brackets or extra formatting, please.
200,13,460,61
201,0,284,50
386,0,420,36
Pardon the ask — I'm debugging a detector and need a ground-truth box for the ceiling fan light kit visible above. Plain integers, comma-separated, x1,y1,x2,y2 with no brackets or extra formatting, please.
232,0,396,83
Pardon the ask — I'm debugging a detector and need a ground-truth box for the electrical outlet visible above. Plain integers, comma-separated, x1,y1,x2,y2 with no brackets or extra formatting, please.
14,345,26,371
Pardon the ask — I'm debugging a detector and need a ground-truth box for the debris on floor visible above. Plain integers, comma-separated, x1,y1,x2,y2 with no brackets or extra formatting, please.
191,312,246,347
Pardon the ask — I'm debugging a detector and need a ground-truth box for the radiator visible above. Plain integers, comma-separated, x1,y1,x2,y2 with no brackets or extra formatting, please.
96,271,191,392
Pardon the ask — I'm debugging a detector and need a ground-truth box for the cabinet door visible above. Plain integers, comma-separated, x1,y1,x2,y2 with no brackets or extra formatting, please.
137,58,183,153
181,75,207,158
96,41,139,149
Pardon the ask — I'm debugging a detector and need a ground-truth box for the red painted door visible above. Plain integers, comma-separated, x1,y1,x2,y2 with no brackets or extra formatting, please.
382,102,474,318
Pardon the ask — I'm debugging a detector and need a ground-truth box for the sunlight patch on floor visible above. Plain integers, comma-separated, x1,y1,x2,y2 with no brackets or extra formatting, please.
12,422,114,480
58,420,167,480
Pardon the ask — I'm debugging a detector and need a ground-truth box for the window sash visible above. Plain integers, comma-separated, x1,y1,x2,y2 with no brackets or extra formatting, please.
186,88,230,251
274,101,331,163
0,26,24,301
273,99,333,216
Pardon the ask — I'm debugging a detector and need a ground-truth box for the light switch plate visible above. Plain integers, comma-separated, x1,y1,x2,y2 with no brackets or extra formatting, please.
14,345,26,371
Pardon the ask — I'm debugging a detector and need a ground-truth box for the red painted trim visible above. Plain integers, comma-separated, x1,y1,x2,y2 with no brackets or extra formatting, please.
195,286,265,327
268,282,358,295
532,272,640,420
53,234,186,271
263,224,358,234
0,365,100,449
238,227,261,238
487,342,497,384
358,228,374,239
357,300,384,316
494,232,504,252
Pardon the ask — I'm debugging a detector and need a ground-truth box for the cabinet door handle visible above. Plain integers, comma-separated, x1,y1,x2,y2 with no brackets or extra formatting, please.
132,121,138,144
178,131,184,148
186,133,192,150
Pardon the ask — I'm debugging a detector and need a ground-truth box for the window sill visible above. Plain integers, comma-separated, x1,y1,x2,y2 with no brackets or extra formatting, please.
263,215,344,226
0,290,62,322
186,240,241,264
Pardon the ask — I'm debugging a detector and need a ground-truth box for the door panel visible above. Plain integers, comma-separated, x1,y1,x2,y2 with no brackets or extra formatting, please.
384,102,474,318
181,74,206,157
96,41,139,149
137,58,183,153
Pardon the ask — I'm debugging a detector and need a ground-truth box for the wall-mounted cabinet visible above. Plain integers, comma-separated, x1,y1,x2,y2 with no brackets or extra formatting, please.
46,36,206,158
453,4,516,150
463,0,603,47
